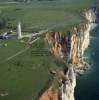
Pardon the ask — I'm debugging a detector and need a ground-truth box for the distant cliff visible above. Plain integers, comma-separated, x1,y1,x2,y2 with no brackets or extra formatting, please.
40,7,98,100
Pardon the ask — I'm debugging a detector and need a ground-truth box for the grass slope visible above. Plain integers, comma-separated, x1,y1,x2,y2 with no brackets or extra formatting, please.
0,38,56,100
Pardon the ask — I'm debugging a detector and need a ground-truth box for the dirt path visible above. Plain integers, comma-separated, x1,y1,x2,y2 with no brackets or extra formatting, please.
6,37,40,61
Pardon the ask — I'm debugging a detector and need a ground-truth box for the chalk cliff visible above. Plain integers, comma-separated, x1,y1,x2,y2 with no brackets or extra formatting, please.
39,7,98,100
40,87,58,100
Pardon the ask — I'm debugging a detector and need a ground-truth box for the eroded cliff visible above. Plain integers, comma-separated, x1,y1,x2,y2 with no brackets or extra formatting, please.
39,7,98,100
40,87,58,100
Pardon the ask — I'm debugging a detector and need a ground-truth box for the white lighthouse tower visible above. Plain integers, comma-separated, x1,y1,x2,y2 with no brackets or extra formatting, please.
17,21,22,39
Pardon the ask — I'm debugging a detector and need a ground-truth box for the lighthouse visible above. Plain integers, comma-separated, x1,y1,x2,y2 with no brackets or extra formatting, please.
17,21,22,39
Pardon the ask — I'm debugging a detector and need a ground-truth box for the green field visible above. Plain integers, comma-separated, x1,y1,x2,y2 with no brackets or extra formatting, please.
0,38,57,100
0,0,94,100
0,0,94,32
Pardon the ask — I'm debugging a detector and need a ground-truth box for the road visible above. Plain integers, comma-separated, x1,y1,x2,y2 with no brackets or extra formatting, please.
7,37,40,61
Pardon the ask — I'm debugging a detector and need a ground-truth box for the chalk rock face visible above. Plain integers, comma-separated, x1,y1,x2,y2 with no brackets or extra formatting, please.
39,67,76,100
40,87,58,100
69,7,98,64
45,32,71,59
60,67,76,100
45,22,92,65
45,8,98,65
69,23,90,64
85,9,97,22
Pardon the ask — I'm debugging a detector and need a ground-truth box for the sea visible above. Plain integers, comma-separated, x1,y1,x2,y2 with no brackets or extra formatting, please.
75,26,99,100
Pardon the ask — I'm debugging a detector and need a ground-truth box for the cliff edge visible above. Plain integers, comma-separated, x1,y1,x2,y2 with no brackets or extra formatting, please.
39,7,98,100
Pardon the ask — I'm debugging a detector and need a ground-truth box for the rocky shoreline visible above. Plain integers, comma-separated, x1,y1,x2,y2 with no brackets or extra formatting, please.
40,7,99,100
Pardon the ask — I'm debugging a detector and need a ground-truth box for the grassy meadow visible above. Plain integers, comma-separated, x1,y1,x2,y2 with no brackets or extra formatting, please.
0,0,94,32
0,0,94,100
0,38,56,100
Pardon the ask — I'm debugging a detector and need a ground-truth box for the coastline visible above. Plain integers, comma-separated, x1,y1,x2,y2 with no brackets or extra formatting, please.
39,6,99,100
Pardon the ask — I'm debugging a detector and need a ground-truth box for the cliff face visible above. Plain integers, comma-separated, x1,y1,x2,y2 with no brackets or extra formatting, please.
45,32,71,59
40,8,98,100
60,67,76,100
69,23,92,64
85,8,97,22
40,87,58,100
45,22,95,66
45,8,98,68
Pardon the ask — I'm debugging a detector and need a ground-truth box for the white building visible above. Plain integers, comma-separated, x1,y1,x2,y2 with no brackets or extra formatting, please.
17,21,22,39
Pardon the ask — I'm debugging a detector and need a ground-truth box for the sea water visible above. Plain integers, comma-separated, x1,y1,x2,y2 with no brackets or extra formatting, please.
75,26,99,100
